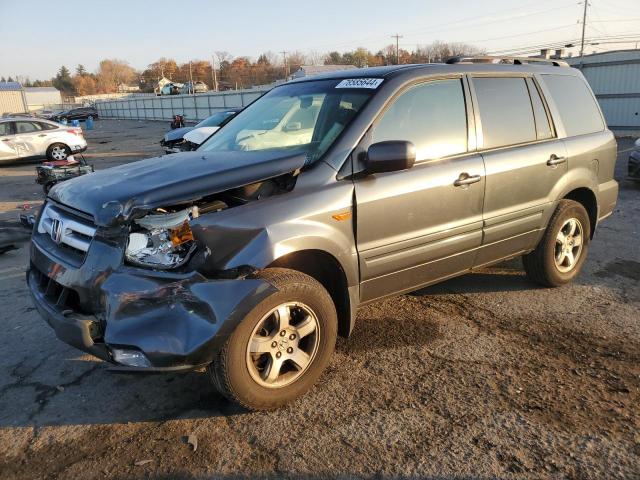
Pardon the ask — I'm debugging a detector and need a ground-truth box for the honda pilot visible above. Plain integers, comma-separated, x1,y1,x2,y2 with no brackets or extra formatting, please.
28,57,618,410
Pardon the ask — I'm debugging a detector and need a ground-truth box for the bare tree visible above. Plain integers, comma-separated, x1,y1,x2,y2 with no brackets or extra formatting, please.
96,59,137,93
305,50,326,66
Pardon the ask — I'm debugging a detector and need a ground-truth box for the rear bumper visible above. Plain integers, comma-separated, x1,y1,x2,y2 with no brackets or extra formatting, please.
71,144,87,154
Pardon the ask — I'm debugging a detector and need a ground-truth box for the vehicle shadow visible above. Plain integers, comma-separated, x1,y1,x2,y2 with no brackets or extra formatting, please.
410,258,535,296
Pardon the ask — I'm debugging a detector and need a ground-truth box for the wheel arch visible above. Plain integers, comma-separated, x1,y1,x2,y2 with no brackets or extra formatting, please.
267,249,354,338
562,187,598,238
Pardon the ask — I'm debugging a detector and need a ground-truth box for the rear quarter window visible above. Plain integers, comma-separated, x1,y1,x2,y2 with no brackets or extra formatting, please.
542,74,604,137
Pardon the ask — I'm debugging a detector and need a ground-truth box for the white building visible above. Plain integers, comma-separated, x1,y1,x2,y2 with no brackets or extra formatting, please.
23,86,62,112
566,49,640,134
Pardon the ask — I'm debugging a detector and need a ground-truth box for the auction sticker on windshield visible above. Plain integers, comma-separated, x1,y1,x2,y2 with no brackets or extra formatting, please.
335,78,384,89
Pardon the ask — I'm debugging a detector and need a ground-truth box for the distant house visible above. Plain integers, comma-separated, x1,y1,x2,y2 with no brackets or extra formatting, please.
23,86,62,111
155,76,183,95
117,83,141,93
290,65,357,80
0,82,28,115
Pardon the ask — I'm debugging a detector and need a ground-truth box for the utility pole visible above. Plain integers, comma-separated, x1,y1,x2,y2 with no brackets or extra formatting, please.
211,55,218,91
189,61,194,94
579,1,589,68
280,51,288,79
391,33,403,64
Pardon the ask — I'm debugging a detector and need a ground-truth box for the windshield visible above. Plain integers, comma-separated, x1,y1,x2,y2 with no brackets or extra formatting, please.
196,111,236,128
199,80,374,163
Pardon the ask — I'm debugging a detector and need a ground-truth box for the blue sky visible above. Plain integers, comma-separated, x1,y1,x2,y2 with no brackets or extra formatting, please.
1,0,639,79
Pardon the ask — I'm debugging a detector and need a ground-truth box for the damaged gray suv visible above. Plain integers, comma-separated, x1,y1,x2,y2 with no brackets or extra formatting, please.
28,57,618,410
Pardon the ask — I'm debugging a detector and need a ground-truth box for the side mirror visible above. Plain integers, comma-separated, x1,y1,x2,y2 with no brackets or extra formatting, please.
364,141,416,175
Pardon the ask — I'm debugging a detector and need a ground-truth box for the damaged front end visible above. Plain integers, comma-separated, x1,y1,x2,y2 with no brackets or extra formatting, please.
28,150,305,371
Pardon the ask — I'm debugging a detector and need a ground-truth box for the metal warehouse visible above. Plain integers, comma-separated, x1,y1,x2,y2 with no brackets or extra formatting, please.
0,82,28,116
567,49,640,134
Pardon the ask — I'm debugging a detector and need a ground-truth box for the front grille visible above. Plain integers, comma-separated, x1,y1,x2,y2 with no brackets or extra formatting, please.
37,203,96,257
31,266,82,314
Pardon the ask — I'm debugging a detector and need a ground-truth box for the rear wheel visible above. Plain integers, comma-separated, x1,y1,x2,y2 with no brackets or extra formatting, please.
523,199,591,287
208,268,337,410
46,143,70,161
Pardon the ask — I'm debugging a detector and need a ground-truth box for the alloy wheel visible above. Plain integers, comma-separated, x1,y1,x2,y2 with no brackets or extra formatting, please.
554,218,584,273
245,302,320,388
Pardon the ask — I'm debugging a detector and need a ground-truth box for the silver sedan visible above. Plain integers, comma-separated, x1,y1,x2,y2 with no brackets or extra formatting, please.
0,117,87,164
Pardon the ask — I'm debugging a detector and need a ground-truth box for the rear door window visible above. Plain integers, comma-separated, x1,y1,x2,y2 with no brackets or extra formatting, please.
473,77,537,149
542,74,604,136
15,121,43,134
372,78,468,161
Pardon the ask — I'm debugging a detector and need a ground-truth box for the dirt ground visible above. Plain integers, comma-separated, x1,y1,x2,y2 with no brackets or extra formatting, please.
0,120,638,480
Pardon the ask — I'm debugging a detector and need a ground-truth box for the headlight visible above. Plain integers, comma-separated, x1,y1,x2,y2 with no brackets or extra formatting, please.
125,207,196,269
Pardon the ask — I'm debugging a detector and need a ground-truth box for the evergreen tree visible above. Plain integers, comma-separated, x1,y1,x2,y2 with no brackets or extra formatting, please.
53,66,73,93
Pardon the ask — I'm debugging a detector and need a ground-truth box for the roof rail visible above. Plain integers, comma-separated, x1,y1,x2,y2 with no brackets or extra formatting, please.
445,56,569,67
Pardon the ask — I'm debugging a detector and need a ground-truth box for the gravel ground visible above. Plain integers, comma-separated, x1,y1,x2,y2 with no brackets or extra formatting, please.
0,120,638,480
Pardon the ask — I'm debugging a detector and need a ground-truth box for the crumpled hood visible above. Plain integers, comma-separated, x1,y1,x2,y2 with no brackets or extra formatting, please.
163,126,194,143
49,150,306,226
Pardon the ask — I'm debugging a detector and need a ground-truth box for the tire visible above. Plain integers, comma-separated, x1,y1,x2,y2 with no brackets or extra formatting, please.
523,199,591,287
43,182,55,194
46,143,70,161
208,268,337,410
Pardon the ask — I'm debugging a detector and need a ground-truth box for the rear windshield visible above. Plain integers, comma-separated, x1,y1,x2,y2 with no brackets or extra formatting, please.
198,79,375,164
542,74,604,136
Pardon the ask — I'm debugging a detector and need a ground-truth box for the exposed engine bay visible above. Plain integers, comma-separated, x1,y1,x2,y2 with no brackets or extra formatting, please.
124,173,297,270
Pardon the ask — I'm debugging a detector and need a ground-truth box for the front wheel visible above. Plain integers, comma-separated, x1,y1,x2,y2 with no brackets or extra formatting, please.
208,268,337,410
523,199,591,287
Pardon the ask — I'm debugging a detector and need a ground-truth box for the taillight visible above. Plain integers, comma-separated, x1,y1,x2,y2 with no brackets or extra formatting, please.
66,128,83,136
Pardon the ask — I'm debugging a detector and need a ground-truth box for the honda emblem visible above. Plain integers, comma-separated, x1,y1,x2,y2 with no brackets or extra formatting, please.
50,219,63,244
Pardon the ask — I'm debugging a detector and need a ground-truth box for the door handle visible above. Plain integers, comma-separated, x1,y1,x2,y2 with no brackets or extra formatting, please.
38,134,47,137
547,154,566,166
454,173,481,187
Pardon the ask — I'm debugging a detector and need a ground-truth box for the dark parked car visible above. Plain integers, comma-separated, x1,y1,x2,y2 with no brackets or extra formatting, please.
160,109,240,153
28,58,618,410
50,107,98,123
628,138,640,181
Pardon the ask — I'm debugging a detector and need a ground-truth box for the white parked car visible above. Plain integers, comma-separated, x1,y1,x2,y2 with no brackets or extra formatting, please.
182,125,220,149
162,109,240,153
0,117,87,164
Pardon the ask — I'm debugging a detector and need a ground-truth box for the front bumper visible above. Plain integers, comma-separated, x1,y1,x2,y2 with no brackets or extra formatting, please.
160,138,185,154
28,232,276,371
